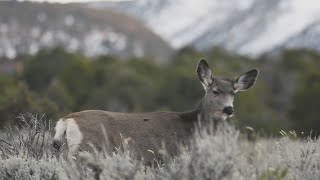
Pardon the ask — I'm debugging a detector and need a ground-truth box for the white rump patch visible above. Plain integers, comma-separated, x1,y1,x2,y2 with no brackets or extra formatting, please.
65,118,83,157
54,118,67,141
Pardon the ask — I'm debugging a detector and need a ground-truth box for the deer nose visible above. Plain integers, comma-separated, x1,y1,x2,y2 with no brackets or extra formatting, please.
223,106,234,116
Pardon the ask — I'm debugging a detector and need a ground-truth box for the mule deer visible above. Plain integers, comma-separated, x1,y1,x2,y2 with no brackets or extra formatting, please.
53,59,258,164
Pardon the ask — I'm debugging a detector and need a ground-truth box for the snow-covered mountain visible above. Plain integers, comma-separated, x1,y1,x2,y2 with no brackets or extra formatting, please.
283,21,320,52
0,1,172,61
89,0,320,56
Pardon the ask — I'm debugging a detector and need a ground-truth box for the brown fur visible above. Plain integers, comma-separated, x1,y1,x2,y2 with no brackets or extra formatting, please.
63,110,198,164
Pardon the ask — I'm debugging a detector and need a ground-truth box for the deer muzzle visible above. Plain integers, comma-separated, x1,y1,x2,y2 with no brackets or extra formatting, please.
222,106,234,116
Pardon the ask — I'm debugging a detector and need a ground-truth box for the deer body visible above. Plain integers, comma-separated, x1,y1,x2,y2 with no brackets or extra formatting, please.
53,59,259,164
55,110,197,163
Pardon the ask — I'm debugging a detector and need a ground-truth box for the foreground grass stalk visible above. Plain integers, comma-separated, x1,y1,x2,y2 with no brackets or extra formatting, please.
0,114,320,179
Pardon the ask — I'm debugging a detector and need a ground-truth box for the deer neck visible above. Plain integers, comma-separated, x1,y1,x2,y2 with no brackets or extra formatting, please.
196,99,219,125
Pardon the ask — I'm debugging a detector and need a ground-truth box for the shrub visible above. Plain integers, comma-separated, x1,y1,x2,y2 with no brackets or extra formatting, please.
1,114,320,180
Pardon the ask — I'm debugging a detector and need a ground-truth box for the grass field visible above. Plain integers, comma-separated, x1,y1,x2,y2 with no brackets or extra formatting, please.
0,114,319,180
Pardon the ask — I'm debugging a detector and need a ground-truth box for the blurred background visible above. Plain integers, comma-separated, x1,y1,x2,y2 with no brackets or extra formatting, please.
0,0,320,136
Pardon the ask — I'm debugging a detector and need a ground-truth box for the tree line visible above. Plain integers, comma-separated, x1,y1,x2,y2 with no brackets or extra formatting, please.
0,47,319,136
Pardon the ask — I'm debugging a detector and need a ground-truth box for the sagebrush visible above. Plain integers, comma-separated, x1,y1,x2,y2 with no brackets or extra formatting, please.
0,114,319,180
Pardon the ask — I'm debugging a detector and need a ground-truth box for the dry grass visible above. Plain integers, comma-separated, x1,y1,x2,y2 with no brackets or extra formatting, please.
0,114,320,180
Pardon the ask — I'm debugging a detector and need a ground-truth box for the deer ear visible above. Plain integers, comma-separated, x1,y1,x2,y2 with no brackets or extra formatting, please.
233,69,259,91
197,59,213,87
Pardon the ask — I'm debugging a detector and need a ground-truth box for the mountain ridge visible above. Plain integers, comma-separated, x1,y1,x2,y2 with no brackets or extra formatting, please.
0,1,172,61
89,0,320,57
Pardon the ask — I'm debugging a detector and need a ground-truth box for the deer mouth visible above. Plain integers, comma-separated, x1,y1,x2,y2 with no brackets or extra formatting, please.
213,110,234,120
222,113,233,118
227,114,234,118
224,113,234,118
213,112,228,121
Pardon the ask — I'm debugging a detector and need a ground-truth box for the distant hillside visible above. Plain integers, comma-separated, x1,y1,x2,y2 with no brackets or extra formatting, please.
283,21,320,52
0,1,172,62
90,0,320,57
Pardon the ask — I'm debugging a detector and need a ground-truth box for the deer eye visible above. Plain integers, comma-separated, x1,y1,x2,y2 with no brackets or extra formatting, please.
231,92,235,96
213,91,220,95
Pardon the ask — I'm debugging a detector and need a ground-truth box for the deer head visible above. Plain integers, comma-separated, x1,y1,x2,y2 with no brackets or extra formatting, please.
197,59,259,122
